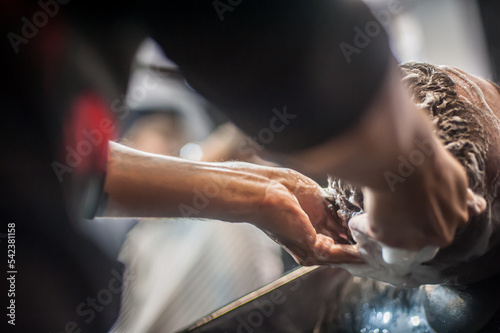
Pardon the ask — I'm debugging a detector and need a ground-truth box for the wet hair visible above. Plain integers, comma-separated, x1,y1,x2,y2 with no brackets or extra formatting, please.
401,62,488,195
326,62,491,243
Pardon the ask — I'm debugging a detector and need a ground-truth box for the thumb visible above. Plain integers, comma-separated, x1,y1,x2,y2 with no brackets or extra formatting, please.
311,234,364,265
467,188,487,215
346,213,373,236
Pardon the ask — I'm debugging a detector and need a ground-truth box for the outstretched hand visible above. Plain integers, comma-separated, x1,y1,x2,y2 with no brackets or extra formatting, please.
104,143,363,265
250,167,363,266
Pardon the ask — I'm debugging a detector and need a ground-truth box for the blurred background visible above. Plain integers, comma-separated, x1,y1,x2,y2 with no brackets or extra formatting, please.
92,1,500,332
364,0,498,82
107,39,286,333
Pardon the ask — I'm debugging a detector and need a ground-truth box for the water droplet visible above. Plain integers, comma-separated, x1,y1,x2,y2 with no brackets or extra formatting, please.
383,312,392,324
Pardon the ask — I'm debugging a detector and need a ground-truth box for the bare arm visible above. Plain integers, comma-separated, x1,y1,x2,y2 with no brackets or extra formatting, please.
103,141,362,265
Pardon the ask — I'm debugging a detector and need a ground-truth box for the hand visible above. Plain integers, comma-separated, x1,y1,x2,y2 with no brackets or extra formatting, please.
251,167,363,265
362,141,486,250
335,182,488,286
333,212,438,287
104,143,363,265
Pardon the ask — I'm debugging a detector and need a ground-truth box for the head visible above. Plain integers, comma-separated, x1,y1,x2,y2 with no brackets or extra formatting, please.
326,62,500,247
401,62,500,199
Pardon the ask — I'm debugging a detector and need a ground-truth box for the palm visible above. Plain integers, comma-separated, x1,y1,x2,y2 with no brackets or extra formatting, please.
260,170,362,265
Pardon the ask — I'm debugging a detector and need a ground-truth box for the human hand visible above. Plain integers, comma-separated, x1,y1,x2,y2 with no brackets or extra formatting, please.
332,212,439,287
335,184,487,287
250,167,363,266
361,142,486,251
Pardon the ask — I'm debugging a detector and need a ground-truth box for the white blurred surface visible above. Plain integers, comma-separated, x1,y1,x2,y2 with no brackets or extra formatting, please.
111,219,283,333
364,0,492,78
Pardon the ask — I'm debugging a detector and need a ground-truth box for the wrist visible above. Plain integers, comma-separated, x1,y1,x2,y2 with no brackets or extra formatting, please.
193,161,273,223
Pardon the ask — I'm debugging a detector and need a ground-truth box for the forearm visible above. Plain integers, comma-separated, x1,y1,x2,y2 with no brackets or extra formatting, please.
102,141,364,265
103,141,270,222
290,63,440,190
289,63,470,250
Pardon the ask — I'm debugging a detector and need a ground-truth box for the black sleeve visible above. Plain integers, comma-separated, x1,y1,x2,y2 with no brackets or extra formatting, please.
143,0,392,152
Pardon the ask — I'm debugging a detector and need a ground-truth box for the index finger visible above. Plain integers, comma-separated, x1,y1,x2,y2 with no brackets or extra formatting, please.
287,235,364,266
313,234,364,265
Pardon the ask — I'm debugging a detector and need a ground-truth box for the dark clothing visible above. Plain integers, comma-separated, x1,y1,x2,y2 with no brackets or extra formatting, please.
148,1,391,151
69,0,391,152
1,1,391,331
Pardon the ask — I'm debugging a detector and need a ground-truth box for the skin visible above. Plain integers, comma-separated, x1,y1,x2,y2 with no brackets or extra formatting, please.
104,141,362,265
441,66,500,186
330,66,499,286
104,62,487,265
275,64,485,251
11,0,486,267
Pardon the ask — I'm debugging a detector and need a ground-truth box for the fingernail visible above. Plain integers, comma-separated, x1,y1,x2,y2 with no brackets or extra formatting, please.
476,196,487,212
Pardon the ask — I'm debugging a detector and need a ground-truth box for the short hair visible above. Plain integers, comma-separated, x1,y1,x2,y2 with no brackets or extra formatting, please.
401,62,488,196
326,62,492,243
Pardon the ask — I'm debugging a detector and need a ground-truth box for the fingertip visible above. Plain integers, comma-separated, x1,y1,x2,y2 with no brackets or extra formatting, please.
467,189,487,215
475,196,487,213
327,245,364,265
